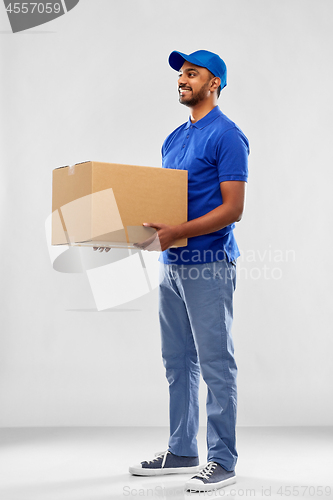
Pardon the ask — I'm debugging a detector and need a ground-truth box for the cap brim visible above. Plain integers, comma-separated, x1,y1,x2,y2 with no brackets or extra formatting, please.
168,51,189,71
169,50,211,73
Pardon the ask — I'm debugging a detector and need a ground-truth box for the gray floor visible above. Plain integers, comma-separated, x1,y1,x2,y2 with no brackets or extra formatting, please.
0,427,332,499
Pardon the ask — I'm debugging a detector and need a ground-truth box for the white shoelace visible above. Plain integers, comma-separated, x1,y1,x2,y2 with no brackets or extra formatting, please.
145,450,169,468
195,461,217,479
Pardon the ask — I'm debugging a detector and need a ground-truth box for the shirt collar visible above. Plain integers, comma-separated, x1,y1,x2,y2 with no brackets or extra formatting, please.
184,106,222,130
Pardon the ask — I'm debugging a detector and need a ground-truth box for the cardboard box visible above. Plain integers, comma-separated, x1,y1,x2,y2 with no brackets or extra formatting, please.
52,161,188,248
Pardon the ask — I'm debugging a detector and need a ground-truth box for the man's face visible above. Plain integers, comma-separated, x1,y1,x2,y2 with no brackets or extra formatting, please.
178,61,213,107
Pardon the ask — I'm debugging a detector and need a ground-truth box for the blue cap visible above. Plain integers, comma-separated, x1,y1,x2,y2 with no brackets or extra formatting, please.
169,50,227,90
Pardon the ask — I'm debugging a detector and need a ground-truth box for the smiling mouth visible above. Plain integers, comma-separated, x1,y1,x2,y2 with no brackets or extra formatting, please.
179,88,192,95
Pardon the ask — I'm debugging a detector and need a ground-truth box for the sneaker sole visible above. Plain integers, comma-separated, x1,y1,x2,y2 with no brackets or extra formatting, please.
129,465,201,476
186,475,236,492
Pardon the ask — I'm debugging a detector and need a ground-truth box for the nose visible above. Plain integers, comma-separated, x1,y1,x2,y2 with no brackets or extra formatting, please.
178,73,188,87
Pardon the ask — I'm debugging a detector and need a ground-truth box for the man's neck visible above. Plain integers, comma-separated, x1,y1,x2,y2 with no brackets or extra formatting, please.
190,102,218,123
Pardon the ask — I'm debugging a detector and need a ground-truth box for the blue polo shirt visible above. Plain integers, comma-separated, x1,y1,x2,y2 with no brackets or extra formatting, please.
159,106,249,265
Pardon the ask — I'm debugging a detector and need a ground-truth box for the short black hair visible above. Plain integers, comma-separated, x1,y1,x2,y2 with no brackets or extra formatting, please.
208,70,221,98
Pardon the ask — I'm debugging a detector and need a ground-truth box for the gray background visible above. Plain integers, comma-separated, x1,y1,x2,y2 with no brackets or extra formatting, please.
0,0,332,427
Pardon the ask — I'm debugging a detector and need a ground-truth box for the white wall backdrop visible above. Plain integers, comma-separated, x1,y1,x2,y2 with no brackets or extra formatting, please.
1,0,332,427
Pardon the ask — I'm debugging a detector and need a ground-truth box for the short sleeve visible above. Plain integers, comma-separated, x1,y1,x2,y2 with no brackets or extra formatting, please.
216,127,249,183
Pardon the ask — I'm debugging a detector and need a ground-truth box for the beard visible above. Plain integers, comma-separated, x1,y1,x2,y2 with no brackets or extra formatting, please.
179,80,210,107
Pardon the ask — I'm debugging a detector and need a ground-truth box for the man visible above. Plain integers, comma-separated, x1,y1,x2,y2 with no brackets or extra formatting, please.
129,50,249,493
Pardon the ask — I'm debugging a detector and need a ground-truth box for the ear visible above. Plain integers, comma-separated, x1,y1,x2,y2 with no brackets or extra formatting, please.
210,77,221,92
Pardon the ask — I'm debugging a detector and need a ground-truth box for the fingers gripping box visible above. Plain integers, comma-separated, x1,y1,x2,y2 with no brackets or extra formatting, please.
52,161,188,248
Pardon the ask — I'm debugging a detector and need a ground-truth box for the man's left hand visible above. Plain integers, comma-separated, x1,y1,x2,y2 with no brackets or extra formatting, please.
134,222,180,252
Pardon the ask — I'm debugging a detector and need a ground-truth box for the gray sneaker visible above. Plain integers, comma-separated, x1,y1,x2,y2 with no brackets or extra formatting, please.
129,450,201,476
185,461,236,492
